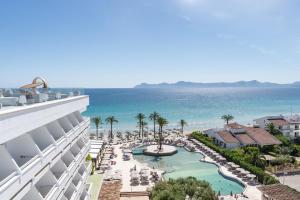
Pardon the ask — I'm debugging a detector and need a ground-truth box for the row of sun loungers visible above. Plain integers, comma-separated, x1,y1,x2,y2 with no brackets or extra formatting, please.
130,168,150,185
190,139,258,186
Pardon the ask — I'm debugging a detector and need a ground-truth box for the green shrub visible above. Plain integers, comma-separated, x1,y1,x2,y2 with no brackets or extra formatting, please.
151,177,217,200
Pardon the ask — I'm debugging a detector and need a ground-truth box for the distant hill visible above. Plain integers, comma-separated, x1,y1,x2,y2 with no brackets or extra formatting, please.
134,80,300,88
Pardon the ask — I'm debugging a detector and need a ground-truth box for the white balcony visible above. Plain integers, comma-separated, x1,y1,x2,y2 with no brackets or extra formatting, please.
76,138,85,150
35,171,57,199
0,146,19,188
46,121,65,143
80,184,92,200
4,134,40,170
0,116,90,200
51,159,68,181
64,183,76,200
58,117,73,134
62,151,75,168
21,187,43,200
70,144,81,160
67,113,80,128
74,111,84,123
72,173,83,190
28,127,55,154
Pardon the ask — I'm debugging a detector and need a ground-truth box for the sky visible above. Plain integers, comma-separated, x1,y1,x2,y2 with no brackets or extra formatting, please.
0,0,300,88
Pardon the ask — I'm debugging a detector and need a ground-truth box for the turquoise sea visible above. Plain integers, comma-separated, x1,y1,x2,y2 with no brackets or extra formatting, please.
84,87,300,132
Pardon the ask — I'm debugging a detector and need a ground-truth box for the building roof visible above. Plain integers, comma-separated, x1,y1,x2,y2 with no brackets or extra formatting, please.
226,122,244,129
235,134,256,145
244,127,281,146
216,130,239,144
268,119,289,126
258,184,300,200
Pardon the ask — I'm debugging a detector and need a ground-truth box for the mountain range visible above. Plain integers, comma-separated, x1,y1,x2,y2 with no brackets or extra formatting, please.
135,80,300,88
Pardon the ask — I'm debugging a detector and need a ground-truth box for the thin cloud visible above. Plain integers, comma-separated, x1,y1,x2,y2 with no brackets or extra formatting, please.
216,33,275,55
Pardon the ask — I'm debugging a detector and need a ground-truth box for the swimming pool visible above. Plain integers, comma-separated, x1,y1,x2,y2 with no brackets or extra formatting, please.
133,147,244,195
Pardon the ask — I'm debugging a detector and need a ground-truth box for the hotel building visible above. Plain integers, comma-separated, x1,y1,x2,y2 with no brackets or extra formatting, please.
254,115,300,139
0,90,91,200
203,122,281,149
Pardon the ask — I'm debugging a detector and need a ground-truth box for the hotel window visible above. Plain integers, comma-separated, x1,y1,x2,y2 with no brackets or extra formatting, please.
295,125,299,130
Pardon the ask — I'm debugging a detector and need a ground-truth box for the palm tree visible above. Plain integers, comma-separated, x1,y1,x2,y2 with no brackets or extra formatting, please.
251,151,266,168
91,117,102,140
141,120,148,140
221,114,234,125
179,119,187,136
105,116,118,139
149,112,160,139
135,113,145,139
157,117,168,150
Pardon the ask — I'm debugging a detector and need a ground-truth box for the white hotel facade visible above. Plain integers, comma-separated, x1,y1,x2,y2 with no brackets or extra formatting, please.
0,95,91,200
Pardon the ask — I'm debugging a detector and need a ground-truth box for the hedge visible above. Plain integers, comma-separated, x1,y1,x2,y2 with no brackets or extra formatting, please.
192,132,278,185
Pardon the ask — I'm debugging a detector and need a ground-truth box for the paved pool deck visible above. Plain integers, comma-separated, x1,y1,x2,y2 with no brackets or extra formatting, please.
110,144,163,193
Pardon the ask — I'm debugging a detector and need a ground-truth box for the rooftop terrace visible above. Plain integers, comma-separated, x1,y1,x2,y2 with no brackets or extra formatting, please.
0,88,85,113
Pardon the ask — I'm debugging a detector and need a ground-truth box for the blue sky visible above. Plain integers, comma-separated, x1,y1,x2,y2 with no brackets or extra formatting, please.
0,0,300,88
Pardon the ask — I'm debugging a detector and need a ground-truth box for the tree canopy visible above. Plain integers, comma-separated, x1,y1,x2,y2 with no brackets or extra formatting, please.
150,177,217,200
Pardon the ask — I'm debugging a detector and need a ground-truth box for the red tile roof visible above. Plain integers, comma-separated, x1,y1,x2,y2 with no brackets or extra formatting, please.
226,122,244,129
268,119,289,126
216,130,239,144
258,184,300,200
244,127,281,146
235,134,256,145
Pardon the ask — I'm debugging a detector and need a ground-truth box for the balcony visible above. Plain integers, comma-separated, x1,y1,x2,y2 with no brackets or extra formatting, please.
58,117,73,135
28,127,55,155
21,187,43,200
74,111,85,123
80,184,92,200
51,159,68,181
70,144,81,161
62,151,75,168
67,113,80,128
4,134,40,170
64,183,77,200
0,146,19,188
72,173,83,190
35,171,57,199
46,121,66,143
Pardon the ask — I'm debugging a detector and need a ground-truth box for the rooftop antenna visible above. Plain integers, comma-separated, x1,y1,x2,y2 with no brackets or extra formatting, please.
290,105,293,116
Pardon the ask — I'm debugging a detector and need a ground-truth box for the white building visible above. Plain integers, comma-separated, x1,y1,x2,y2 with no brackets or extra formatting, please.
254,115,300,139
0,93,91,200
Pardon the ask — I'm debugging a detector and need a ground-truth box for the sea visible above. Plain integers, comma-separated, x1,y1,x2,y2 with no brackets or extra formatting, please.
83,87,300,134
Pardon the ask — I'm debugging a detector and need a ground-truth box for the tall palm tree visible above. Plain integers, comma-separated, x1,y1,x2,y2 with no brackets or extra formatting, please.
91,117,102,140
149,112,160,139
157,117,168,150
105,116,118,139
135,113,145,139
141,120,148,140
179,119,187,136
221,114,234,125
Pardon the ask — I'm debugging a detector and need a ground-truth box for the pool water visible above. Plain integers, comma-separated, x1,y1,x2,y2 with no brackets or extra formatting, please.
133,147,244,195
